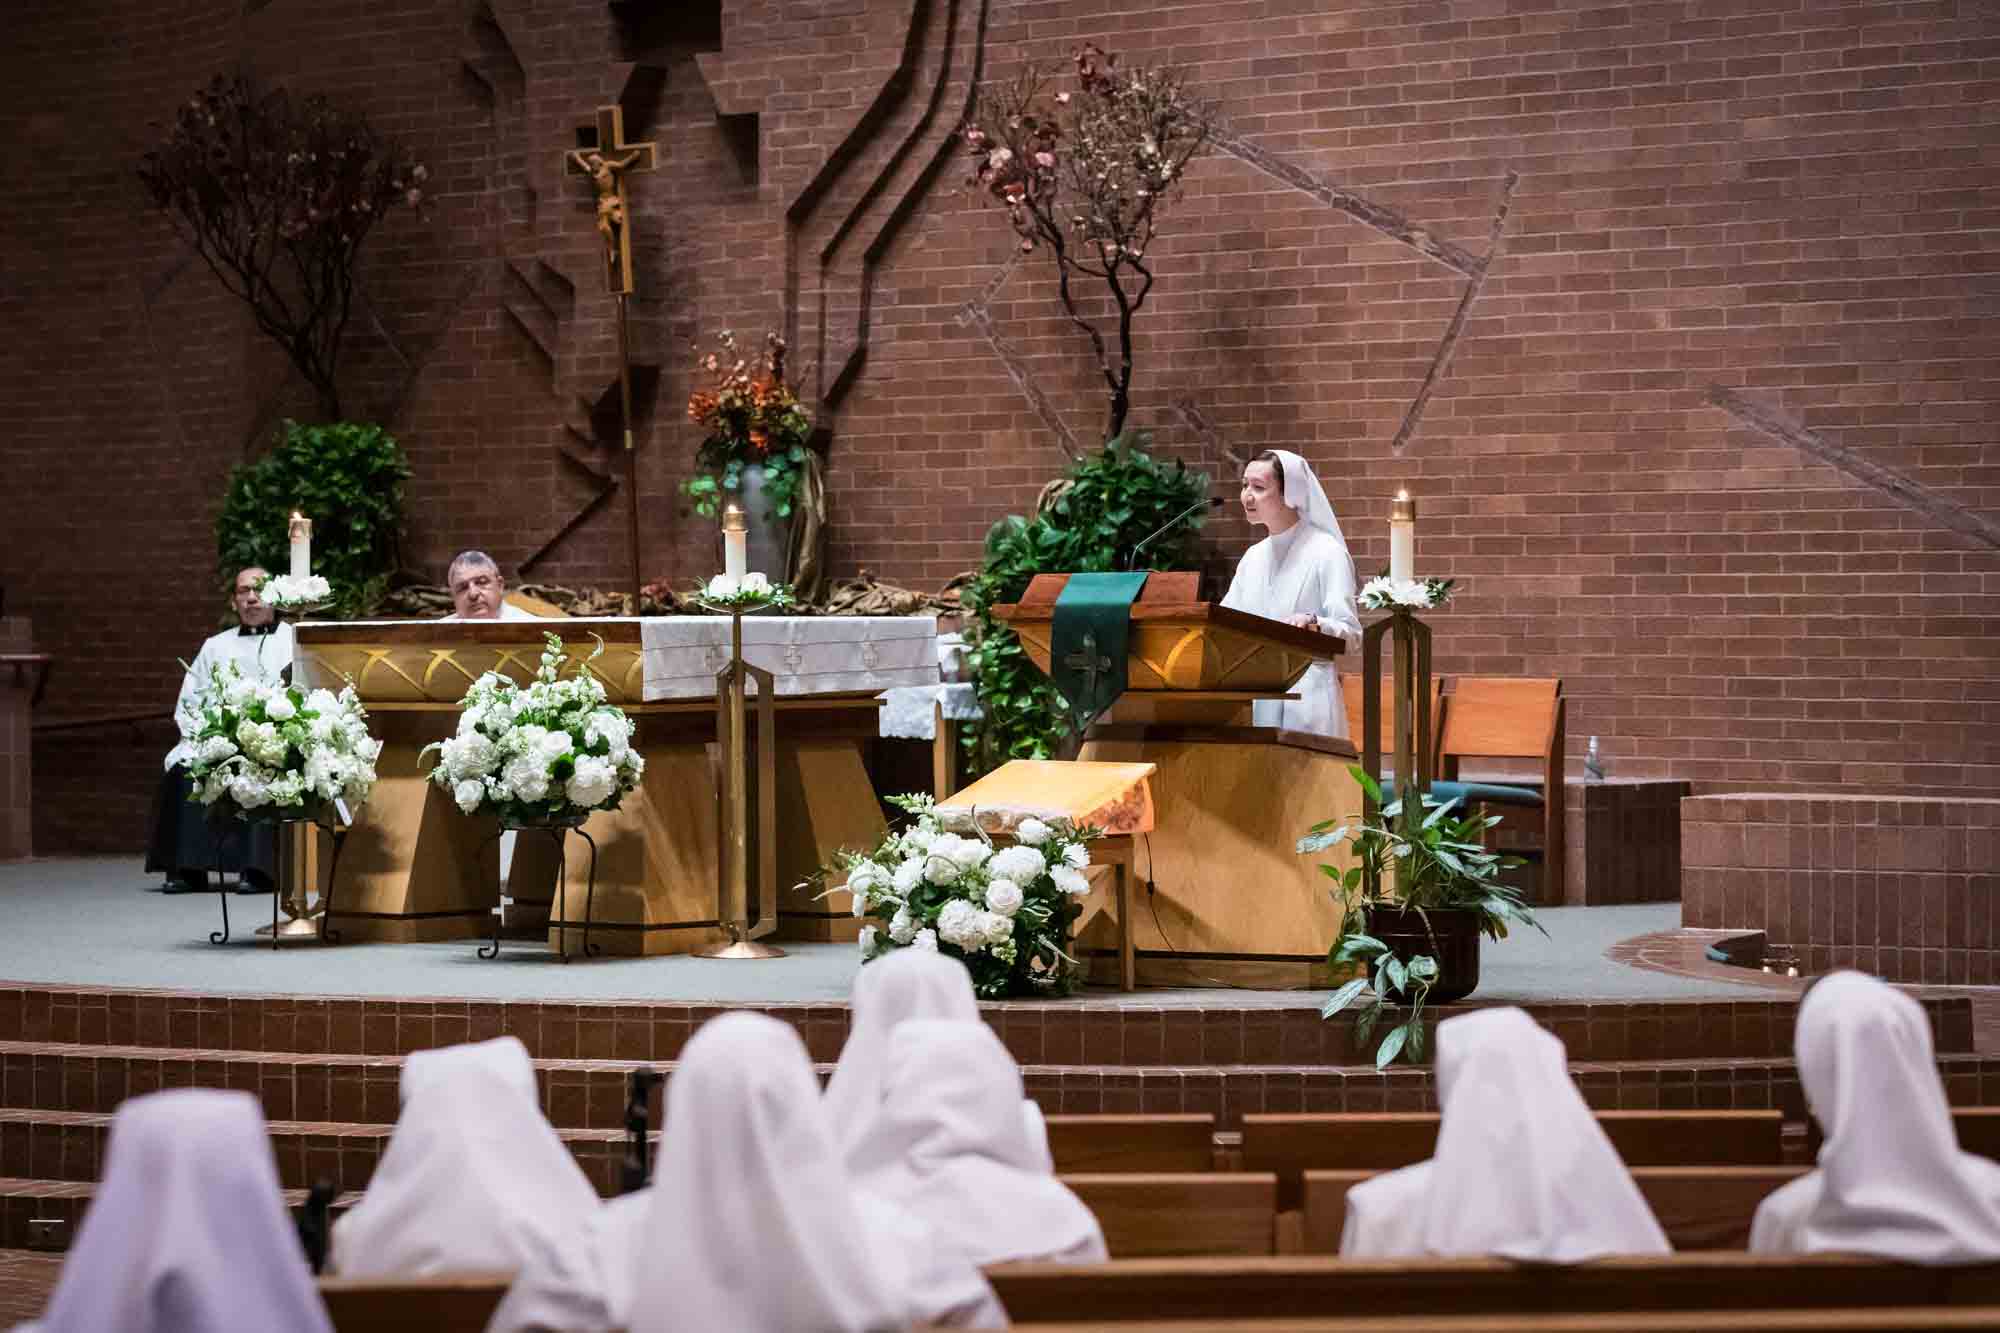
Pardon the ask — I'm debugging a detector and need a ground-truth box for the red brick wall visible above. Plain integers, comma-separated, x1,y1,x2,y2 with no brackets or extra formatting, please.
4,0,1996,853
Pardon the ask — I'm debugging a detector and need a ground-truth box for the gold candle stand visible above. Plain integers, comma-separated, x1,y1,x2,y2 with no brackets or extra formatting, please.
694,602,785,960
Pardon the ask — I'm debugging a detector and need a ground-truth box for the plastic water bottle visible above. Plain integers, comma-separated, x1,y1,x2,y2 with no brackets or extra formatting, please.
1585,735,1605,783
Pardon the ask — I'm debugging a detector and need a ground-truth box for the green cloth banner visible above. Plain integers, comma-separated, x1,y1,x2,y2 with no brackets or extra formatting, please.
1050,571,1150,733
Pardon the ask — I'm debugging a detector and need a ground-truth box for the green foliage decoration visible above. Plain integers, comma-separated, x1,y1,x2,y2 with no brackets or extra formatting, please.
959,432,1210,771
215,420,411,619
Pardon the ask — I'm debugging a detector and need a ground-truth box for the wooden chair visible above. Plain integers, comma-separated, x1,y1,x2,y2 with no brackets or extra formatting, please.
983,1253,2000,1324
1241,1110,1783,1209
1045,1114,1216,1173
320,1272,511,1333
1301,1164,1807,1253
1435,676,1566,901
1061,1172,1277,1257
1340,674,1445,779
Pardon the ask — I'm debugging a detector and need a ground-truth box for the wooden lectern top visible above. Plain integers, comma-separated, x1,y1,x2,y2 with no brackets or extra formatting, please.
939,759,1157,837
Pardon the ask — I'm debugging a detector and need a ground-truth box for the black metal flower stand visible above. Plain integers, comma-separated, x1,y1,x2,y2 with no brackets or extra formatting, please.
476,813,600,963
207,805,348,949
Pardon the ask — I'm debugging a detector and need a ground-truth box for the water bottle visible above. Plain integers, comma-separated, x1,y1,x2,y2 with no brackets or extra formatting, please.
1585,735,1604,783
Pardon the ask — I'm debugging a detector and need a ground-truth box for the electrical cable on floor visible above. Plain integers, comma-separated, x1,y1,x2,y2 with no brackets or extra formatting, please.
1136,832,1310,993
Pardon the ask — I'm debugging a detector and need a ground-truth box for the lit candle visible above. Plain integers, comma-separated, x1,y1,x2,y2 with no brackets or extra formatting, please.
721,503,748,581
1389,490,1415,583
288,511,312,579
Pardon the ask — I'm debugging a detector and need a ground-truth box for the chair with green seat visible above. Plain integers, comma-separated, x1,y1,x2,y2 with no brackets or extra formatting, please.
1436,676,1567,902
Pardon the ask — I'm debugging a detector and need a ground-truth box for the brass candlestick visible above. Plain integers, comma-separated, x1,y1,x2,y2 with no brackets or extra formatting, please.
695,603,784,960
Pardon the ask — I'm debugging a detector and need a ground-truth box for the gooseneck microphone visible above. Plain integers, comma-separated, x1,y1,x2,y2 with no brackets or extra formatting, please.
1127,496,1225,570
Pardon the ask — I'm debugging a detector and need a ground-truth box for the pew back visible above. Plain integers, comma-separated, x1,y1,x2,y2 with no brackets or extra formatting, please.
320,1272,511,1333
1046,1114,1217,1173
996,1309,2000,1332
1063,1172,1277,1257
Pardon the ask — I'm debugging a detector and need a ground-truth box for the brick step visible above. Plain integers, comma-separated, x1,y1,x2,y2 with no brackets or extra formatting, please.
0,1177,366,1252
0,984,1975,1065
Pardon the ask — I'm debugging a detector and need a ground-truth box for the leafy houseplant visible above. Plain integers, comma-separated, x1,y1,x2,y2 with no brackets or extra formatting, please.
216,420,411,620
1297,767,1543,1067
681,330,814,522
959,433,1209,772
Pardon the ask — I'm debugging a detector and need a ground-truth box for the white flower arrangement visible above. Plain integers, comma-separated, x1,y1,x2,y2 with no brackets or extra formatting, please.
697,572,797,610
830,793,1099,997
1357,575,1455,612
175,659,380,820
255,572,333,612
421,632,644,826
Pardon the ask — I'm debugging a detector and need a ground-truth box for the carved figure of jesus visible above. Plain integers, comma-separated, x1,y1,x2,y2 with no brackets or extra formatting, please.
570,149,643,261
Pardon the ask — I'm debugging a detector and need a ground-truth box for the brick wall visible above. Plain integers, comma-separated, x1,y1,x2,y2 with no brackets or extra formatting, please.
3,0,1995,853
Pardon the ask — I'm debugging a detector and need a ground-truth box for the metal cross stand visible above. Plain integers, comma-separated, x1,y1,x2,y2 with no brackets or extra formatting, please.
695,603,784,960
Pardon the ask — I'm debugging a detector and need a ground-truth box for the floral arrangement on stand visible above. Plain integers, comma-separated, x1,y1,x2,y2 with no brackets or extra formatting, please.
1357,575,1454,612
681,330,815,521
833,794,1100,998
420,633,645,825
174,660,381,820
256,572,334,613
697,573,797,611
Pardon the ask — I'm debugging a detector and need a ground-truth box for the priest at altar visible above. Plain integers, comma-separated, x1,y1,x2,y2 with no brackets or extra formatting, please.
145,567,294,893
440,550,539,621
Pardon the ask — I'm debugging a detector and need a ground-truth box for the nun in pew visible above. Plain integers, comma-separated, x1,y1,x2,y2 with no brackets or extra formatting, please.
825,948,1055,1174
848,1018,1107,1268
1340,1006,1670,1260
1751,969,2000,1261
328,1036,601,1278
21,1089,332,1333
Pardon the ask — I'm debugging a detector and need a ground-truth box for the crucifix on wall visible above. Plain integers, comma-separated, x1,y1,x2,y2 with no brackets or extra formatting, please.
562,105,658,607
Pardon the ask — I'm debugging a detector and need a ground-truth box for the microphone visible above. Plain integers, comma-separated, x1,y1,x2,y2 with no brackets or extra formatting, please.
1127,496,1224,570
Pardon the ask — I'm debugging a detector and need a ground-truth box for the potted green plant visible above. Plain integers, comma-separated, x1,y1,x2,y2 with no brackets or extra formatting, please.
1297,767,1544,1067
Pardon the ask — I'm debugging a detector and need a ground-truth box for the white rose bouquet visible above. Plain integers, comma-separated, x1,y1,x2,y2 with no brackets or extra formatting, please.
421,632,644,826
176,659,381,820
697,572,796,610
1357,575,1454,612
255,572,334,612
832,793,1099,997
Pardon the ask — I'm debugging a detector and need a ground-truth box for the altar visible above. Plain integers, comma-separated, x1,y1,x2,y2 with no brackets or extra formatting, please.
291,615,938,954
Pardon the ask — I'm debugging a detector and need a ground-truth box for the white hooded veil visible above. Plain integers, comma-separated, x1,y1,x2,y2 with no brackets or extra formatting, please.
823,949,981,1147
1341,1007,1670,1261
25,1089,332,1333
849,1018,1107,1267
329,1036,600,1277
1751,970,2000,1262
1270,448,1357,598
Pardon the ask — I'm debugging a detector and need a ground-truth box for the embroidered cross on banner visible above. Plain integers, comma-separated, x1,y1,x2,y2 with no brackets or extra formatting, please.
781,643,805,673
1063,632,1114,705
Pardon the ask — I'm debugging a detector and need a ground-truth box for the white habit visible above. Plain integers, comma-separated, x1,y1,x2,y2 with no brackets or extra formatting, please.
485,1187,651,1333
1751,970,2000,1262
166,622,296,770
328,1036,600,1277
1219,450,1358,739
1341,1007,1669,1261
441,601,541,621
22,1089,332,1333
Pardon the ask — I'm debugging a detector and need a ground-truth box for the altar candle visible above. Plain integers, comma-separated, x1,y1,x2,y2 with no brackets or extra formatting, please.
288,511,312,579
722,503,749,580
1389,490,1415,583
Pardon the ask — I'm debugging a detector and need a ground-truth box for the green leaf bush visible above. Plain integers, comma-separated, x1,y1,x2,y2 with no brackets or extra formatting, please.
959,433,1210,771
215,421,411,619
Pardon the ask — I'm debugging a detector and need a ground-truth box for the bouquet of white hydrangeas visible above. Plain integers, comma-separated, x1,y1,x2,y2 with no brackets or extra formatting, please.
421,632,644,826
175,659,381,820
1357,575,1454,612
255,572,333,612
834,793,1099,997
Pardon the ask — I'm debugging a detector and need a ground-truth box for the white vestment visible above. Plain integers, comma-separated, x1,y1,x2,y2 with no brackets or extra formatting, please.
441,602,540,621
165,622,296,770
629,1012,1005,1332
1341,1007,1670,1261
22,1089,332,1333
1751,970,2000,1262
328,1037,599,1278
850,1018,1107,1267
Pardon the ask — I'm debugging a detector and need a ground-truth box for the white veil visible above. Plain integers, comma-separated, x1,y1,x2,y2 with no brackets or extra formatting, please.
1269,449,1357,595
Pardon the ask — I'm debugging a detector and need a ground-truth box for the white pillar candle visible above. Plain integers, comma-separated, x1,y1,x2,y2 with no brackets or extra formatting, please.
288,511,312,579
721,503,749,580
1389,490,1415,583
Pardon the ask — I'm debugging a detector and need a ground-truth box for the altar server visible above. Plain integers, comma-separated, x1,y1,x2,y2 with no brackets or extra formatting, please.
850,1018,1106,1267
328,1036,599,1277
442,549,538,621
1219,449,1360,739
825,948,1055,1172
629,1012,1005,1332
1751,970,2000,1261
146,566,295,892
1341,1007,1669,1260
23,1089,332,1333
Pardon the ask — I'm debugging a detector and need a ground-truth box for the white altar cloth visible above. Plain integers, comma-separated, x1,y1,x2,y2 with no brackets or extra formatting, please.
639,616,939,701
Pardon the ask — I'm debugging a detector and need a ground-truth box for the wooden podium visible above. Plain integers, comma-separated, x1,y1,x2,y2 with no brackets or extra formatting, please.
993,573,1361,987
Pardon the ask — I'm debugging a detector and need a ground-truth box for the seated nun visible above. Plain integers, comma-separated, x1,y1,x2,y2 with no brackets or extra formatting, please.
629,1012,1004,1332
22,1089,332,1333
483,1186,650,1333
1341,1006,1670,1260
1752,970,2000,1262
824,947,1054,1173
849,1018,1107,1267
328,1035,600,1277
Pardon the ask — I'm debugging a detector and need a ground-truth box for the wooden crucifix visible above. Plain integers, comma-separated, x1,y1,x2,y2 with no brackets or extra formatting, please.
563,105,658,608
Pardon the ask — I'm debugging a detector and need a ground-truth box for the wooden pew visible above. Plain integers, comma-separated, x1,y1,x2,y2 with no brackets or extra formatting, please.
1046,1114,1217,1173
1062,1172,1277,1257
1301,1165,1807,1253
984,1253,2000,1324
1242,1110,1784,1208
320,1272,511,1333
998,1309,2000,1332
1807,1107,2000,1162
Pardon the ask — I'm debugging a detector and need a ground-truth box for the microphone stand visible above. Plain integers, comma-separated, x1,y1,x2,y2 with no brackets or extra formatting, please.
1126,496,1224,571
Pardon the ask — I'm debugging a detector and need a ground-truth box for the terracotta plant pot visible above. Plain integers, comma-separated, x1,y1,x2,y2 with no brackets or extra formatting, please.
1363,903,1483,1005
